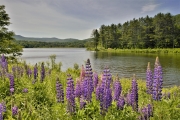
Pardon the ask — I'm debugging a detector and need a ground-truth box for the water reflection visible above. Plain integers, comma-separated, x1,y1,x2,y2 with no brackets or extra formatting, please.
21,48,180,87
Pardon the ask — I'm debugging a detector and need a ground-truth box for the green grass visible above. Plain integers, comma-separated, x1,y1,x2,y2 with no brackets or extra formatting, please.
0,60,180,120
92,48,180,54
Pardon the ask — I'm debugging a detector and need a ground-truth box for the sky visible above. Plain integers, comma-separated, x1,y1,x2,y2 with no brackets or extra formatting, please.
1,0,180,39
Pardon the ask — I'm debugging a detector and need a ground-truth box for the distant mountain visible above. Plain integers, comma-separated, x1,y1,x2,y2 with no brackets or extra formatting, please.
13,35,80,42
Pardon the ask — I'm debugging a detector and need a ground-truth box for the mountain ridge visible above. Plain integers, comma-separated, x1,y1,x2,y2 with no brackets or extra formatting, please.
13,35,81,42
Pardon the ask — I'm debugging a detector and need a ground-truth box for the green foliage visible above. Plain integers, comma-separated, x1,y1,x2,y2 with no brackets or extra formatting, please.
15,40,88,48
74,63,79,70
0,5,22,58
90,13,180,50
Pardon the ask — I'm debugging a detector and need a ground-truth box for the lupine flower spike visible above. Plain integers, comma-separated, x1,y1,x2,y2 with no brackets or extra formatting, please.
66,74,75,114
152,57,163,101
117,96,125,110
56,78,64,103
113,75,122,101
146,62,153,95
99,67,112,115
40,62,45,82
130,74,138,111
74,78,82,99
12,106,18,116
82,59,93,102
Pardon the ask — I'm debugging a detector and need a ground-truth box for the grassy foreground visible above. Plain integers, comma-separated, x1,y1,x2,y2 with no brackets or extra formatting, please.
0,58,180,120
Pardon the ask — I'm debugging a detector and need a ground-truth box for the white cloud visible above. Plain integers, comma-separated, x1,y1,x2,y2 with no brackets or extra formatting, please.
141,4,160,13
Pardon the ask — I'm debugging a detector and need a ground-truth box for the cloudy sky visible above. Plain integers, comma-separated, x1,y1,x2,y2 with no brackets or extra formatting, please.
1,0,180,39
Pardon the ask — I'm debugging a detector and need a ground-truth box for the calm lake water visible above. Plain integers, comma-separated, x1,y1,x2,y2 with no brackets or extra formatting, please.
20,48,180,87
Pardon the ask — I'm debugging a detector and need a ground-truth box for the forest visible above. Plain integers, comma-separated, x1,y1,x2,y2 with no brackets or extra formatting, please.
90,13,180,49
15,40,90,48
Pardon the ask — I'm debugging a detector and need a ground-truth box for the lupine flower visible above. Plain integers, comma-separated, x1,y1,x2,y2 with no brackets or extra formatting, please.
0,54,8,76
117,96,125,110
125,91,132,106
96,83,103,101
80,95,86,109
139,104,153,120
56,78,64,103
130,74,138,111
147,104,153,117
146,62,153,94
10,88,15,94
22,88,28,93
0,54,8,69
100,85,112,114
0,102,6,120
74,79,82,98
34,63,38,80
152,57,163,101
8,74,15,94
40,62,45,82
93,72,98,89
0,104,3,120
99,67,112,115
12,106,18,116
113,76,122,101
102,67,112,88
27,68,32,77
82,59,94,102
66,74,75,114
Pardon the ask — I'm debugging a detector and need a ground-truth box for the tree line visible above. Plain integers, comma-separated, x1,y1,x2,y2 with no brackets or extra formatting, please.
91,13,180,49
16,40,88,48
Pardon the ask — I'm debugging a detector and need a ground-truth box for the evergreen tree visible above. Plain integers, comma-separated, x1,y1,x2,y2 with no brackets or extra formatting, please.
0,5,22,58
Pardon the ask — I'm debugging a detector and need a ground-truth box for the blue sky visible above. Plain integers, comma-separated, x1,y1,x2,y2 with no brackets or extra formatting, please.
1,0,180,39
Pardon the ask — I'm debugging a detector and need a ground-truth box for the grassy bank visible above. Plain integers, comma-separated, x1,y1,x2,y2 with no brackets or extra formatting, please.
87,47,180,54
0,56,180,119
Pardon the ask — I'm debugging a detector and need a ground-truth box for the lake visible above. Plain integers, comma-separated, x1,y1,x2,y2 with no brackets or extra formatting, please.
20,48,180,87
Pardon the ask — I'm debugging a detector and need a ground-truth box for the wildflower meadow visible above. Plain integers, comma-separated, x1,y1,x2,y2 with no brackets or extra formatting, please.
0,54,180,120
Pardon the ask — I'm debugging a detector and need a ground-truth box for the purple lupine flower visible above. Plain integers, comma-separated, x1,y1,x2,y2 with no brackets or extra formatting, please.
96,83,103,101
0,102,6,120
147,104,153,117
130,74,138,111
99,67,112,115
8,74,15,94
93,72,98,89
117,96,125,110
80,95,86,109
139,104,153,120
100,85,112,114
27,68,32,77
10,88,15,94
34,63,38,80
146,62,153,94
102,67,112,88
0,104,3,120
22,88,28,93
66,74,75,114
0,54,8,76
113,76,122,101
74,79,82,98
82,59,94,102
152,57,163,101
125,91,132,106
12,106,18,116
1,54,8,69
40,62,45,82
56,78,64,103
